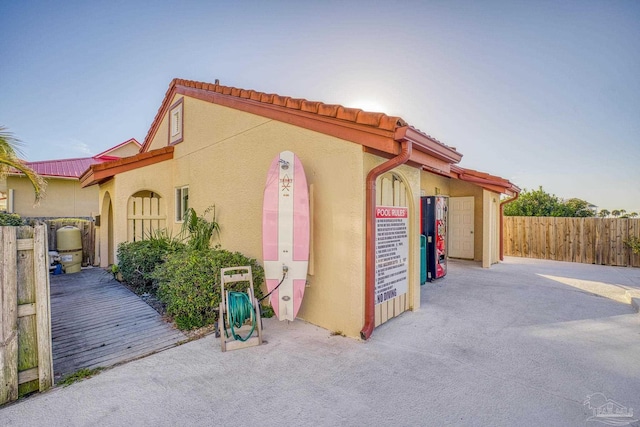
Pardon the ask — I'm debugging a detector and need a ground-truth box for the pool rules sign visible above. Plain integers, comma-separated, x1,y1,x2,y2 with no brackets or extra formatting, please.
375,206,408,305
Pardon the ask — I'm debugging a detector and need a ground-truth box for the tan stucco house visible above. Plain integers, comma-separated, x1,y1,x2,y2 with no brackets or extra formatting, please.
81,78,518,339
3,139,140,218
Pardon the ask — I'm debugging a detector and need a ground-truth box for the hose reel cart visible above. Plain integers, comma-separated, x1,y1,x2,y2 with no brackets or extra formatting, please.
219,266,263,352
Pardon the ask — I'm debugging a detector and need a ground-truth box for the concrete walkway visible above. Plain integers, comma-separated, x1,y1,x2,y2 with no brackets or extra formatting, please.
2,258,639,426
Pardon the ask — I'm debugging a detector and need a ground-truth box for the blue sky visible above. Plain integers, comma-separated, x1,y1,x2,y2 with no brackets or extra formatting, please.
1,0,638,212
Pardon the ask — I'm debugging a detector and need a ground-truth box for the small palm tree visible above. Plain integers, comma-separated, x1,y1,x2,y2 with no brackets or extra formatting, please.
0,126,46,204
181,206,220,251
598,209,610,218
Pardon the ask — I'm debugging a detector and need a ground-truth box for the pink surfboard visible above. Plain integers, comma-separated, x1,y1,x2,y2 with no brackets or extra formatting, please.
262,151,310,321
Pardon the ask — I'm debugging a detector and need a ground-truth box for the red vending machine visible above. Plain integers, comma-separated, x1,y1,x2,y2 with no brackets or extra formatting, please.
420,196,448,281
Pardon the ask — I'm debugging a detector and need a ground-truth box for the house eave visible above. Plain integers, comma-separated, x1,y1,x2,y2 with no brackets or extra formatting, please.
450,165,521,196
80,146,174,188
395,127,463,165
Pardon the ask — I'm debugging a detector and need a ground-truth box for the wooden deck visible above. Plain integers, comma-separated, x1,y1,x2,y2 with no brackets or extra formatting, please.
50,268,186,381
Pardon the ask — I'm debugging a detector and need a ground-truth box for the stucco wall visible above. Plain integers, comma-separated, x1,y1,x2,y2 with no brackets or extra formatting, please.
97,181,116,266
107,142,141,158
107,161,174,262
104,94,370,337
8,176,98,218
148,110,170,152
420,171,451,197
438,179,501,267
482,189,501,267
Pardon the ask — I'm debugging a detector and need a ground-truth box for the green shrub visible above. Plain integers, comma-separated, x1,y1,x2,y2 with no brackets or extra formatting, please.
181,206,220,251
116,232,185,294
625,236,640,255
152,248,265,330
0,213,23,226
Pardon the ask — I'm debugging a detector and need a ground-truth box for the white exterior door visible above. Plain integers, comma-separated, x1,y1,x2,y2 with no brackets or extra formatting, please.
449,196,474,259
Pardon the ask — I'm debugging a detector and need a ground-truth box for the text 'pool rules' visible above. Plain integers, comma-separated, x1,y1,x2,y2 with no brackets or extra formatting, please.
375,206,408,305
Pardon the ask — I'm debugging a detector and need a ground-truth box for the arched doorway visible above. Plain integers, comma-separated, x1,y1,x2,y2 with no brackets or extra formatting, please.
375,171,414,327
100,191,115,267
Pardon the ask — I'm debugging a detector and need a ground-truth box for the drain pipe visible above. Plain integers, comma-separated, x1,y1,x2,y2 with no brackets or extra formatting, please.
499,192,519,261
361,140,412,340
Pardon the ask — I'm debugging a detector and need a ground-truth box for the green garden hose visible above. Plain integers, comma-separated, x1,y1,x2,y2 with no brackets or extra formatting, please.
227,291,256,342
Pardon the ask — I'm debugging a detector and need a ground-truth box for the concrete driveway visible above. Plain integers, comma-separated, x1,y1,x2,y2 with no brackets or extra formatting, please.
2,257,639,426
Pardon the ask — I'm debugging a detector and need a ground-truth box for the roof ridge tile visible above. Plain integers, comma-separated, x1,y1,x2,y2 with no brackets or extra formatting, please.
336,106,362,122
301,101,320,113
141,77,415,153
285,98,305,109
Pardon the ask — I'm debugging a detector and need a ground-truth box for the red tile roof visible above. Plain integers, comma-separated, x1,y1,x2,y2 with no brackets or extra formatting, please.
450,165,520,195
141,78,459,157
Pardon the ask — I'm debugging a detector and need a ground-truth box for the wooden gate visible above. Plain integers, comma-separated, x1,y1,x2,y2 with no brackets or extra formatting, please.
127,195,166,242
375,172,410,327
0,225,53,405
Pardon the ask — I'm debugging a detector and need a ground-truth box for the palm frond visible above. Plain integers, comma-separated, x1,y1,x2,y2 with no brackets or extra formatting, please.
0,126,47,204
180,206,221,251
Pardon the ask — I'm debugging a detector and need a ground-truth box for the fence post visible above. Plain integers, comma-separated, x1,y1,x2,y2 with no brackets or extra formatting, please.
0,227,19,404
34,225,53,390
1,225,53,405
631,219,640,268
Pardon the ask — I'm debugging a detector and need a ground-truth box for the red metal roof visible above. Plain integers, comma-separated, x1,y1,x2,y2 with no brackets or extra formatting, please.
24,157,113,179
12,139,140,179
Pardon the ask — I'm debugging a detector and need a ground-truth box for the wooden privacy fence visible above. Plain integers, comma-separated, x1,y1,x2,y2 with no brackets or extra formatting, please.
504,217,640,267
0,225,53,405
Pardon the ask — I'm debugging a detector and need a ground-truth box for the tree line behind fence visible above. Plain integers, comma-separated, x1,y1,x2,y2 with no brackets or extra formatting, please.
503,217,640,267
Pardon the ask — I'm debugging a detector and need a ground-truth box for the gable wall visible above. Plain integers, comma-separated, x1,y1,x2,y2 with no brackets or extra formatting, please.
111,94,368,337
107,142,141,158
